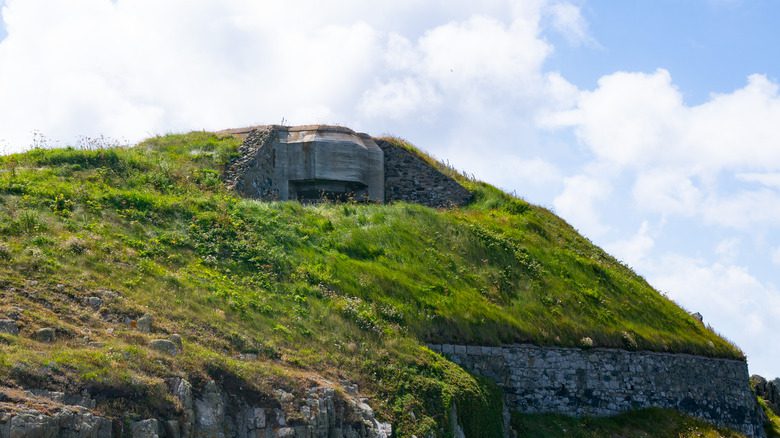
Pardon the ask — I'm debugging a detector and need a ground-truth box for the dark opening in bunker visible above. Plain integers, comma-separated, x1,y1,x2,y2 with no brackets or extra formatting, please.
290,180,369,203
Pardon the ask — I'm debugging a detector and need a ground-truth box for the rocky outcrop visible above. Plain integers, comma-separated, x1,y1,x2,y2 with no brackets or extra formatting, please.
0,320,19,335
0,408,113,438
0,379,391,438
752,375,780,414
430,343,766,438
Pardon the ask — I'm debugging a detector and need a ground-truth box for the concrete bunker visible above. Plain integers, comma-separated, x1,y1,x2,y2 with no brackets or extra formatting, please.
279,127,384,203
224,124,472,208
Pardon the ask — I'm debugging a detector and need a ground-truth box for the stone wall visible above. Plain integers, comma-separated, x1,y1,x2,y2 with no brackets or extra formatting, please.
224,126,279,200
376,140,472,208
429,344,765,438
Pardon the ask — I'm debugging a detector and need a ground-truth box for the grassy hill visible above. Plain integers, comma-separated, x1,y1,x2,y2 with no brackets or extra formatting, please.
0,132,743,436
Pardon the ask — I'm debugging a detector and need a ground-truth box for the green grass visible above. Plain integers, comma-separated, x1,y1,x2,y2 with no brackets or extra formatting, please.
0,132,744,436
758,397,780,437
512,409,745,438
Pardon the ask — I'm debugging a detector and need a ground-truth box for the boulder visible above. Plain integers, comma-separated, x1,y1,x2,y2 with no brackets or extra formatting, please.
87,297,103,310
150,339,178,356
194,381,226,438
0,319,19,336
32,328,56,343
170,334,183,350
131,419,160,438
753,374,780,414
137,314,153,333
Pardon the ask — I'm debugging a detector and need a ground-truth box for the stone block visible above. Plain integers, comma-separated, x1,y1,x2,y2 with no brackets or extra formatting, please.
137,314,153,333
150,339,178,356
0,319,19,335
32,327,56,343
131,419,159,438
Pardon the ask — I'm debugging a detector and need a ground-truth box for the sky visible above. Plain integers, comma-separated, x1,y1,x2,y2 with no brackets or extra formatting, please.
0,0,778,377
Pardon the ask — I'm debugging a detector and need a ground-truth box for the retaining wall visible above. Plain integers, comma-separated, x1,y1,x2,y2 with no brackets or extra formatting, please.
430,344,765,437
375,140,472,208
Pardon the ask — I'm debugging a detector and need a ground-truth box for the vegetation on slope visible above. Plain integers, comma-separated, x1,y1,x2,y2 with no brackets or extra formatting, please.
511,408,746,438
758,397,780,437
0,132,741,436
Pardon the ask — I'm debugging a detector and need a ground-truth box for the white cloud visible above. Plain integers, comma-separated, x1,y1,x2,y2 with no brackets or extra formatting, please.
358,12,567,122
0,0,393,148
606,221,654,268
549,70,780,171
714,238,740,262
546,70,780,230
359,78,440,120
701,189,780,229
546,2,593,46
648,255,780,377
737,172,780,189
632,169,702,216
0,0,588,151
546,69,687,167
770,247,780,266
553,174,611,237
417,16,550,91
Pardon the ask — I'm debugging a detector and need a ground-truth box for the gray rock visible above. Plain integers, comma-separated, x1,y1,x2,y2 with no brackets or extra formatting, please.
2,408,112,438
691,312,704,323
753,374,780,414
194,381,225,438
163,419,181,438
87,297,103,310
150,339,178,356
0,319,19,335
168,377,194,438
6,307,23,320
32,327,56,343
136,314,153,333
170,334,183,350
97,289,120,300
131,419,159,438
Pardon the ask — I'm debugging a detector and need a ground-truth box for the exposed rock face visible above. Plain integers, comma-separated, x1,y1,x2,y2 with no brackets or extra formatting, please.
0,320,19,335
430,343,766,438
0,408,113,438
752,375,780,413
31,328,55,343
131,419,160,438
1,379,391,438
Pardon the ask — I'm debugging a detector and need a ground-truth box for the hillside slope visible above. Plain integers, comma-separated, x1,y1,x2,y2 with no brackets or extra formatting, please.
0,132,743,436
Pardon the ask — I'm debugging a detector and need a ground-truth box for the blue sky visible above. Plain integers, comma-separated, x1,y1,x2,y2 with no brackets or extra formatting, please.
0,0,778,377
550,1,780,103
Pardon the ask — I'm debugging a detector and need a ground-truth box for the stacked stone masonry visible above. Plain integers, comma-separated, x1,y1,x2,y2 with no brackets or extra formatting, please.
224,125,472,208
430,344,765,438
375,139,472,208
